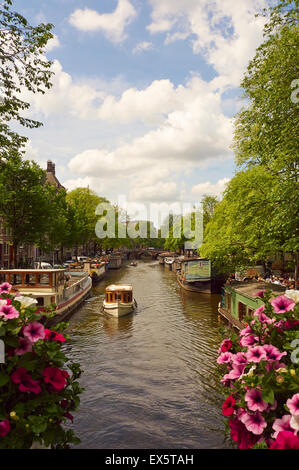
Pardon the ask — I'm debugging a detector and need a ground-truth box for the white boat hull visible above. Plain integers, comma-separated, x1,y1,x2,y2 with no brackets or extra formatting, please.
103,300,135,317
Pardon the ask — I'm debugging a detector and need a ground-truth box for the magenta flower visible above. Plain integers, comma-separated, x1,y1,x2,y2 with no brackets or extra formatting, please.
23,322,45,343
0,419,10,437
246,346,267,363
254,310,274,324
218,338,232,353
286,394,299,416
229,416,260,449
270,431,299,449
217,352,233,364
253,290,265,298
262,344,287,362
240,411,267,435
0,282,12,294
271,295,295,313
240,334,259,348
272,415,295,439
240,325,253,337
10,368,42,394
245,388,268,412
15,337,33,356
0,304,19,320
233,352,248,366
227,364,246,380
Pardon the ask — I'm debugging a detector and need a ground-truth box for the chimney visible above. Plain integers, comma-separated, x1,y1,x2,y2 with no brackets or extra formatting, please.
47,160,55,175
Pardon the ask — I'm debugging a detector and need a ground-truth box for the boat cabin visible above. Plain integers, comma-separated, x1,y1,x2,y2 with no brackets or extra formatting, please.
219,281,285,329
105,285,133,304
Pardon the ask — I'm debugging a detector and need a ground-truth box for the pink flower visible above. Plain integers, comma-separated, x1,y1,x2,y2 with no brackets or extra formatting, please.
0,282,12,294
246,346,267,363
254,305,265,315
240,325,253,337
254,309,274,324
0,419,10,437
43,367,69,392
11,368,42,394
240,335,259,348
44,329,66,342
217,352,233,364
286,394,299,416
253,290,265,298
271,295,295,313
262,344,287,362
270,431,299,449
0,304,19,320
23,322,45,343
245,388,268,412
272,415,295,439
227,364,246,380
240,411,267,435
222,395,236,416
233,352,248,366
15,337,33,356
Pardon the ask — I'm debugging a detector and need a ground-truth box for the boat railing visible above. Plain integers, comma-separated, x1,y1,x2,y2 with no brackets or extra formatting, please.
63,274,90,301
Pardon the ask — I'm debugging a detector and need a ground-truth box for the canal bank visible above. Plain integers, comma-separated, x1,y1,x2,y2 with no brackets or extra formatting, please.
64,260,233,449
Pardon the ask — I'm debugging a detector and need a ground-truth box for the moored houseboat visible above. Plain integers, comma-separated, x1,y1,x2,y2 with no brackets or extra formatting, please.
0,269,92,322
218,281,285,329
102,284,137,317
164,257,175,270
177,257,225,293
83,260,107,284
158,252,176,265
108,253,122,269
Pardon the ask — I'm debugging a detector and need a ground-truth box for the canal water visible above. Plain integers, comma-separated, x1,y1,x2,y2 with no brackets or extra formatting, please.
64,260,233,449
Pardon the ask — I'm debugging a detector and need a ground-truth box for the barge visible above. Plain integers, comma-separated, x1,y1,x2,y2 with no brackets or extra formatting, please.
177,257,225,293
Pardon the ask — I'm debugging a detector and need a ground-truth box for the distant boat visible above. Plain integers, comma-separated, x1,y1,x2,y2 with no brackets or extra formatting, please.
164,257,175,269
102,284,137,317
130,262,137,266
177,257,226,293
108,253,122,269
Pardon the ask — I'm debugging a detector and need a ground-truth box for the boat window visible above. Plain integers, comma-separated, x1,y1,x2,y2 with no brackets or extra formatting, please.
224,293,231,312
0,273,9,283
25,273,37,285
38,274,50,286
36,297,44,306
12,274,22,285
238,302,247,321
247,307,254,316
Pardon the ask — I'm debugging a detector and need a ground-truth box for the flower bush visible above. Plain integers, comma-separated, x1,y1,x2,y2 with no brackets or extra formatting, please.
0,282,83,449
218,289,299,449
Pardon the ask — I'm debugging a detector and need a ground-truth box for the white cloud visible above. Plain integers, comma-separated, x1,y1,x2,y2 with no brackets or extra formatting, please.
147,0,268,87
69,0,137,43
191,177,230,198
132,41,153,54
44,34,60,53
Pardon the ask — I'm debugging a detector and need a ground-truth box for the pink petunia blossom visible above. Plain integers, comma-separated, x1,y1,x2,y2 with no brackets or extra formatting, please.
0,304,19,320
240,325,253,337
11,368,42,394
229,416,260,449
246,346,267,363
254,309,274,324
272,415,295,439
232,352,248,366
217,352,233,364
0,282,12,294
245,388,268,413
0,419,11,437
254,305,265,315
253,291,265,298
271,295,295,313
23,321,45,343
262,344,287,362
270,431,299,449
15,337,33,356
240,411,267,435
240,334,259,348
218,338,232,353
227,364,246,380
286,394,299,416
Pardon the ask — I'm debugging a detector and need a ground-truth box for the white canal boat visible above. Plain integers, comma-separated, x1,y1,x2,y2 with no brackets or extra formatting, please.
103,284,137,317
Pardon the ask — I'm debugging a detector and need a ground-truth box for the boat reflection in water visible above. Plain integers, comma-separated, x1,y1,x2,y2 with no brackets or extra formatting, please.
103,314,134,337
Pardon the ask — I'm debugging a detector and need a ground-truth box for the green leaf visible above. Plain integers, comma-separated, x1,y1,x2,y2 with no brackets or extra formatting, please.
261,388,275,405
0,372,10,387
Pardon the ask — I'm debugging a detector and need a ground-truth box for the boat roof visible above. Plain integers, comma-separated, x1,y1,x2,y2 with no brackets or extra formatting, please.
106,284,133,291
0,269,65,273
225,281,285,298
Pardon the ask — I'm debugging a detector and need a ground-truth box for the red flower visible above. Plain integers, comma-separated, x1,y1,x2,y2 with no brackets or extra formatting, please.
44,329,66,342
10,368,42,395
220,339,232,353
229,417,260,449
270,431,299,449
0,419,10,437
43,367,69,392
63,412,74,423
222,395,236,416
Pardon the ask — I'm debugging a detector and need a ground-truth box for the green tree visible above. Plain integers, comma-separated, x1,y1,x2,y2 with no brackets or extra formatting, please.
0,0,53,159
0,155,54,267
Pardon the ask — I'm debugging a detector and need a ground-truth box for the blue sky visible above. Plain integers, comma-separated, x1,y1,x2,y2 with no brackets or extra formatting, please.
12,0,269,210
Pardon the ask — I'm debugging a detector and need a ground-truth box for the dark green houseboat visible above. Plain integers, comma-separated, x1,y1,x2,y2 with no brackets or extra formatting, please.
219,281,285,329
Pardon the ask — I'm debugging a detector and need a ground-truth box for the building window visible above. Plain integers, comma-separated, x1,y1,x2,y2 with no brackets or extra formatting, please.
238,302,247,321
